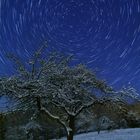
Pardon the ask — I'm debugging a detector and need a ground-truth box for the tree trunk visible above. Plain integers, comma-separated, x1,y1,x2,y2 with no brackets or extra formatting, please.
67,115,75,140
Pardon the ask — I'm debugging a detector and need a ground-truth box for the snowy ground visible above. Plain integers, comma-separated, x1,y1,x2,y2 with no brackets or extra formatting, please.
57,128,140,140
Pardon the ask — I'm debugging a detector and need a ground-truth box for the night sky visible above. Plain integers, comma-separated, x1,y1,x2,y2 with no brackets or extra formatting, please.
0,0,140,92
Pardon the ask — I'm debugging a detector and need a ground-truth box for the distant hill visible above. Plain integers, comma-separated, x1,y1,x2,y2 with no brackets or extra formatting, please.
128,102,140,115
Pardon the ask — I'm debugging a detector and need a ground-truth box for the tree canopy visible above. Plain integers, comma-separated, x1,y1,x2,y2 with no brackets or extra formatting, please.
0,46,140,140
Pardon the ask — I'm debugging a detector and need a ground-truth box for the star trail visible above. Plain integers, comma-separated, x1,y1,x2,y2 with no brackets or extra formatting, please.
0,0,140,91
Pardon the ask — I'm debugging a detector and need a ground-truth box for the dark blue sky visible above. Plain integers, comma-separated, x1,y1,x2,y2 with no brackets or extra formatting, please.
0,0,140,91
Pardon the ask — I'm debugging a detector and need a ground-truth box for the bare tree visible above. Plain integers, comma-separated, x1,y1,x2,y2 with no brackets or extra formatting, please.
1,46,139,140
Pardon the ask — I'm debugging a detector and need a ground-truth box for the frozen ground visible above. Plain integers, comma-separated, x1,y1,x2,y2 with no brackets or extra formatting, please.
58,128,140,140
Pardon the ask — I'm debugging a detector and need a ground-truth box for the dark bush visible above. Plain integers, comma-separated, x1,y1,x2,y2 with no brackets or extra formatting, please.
0,114,6,139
